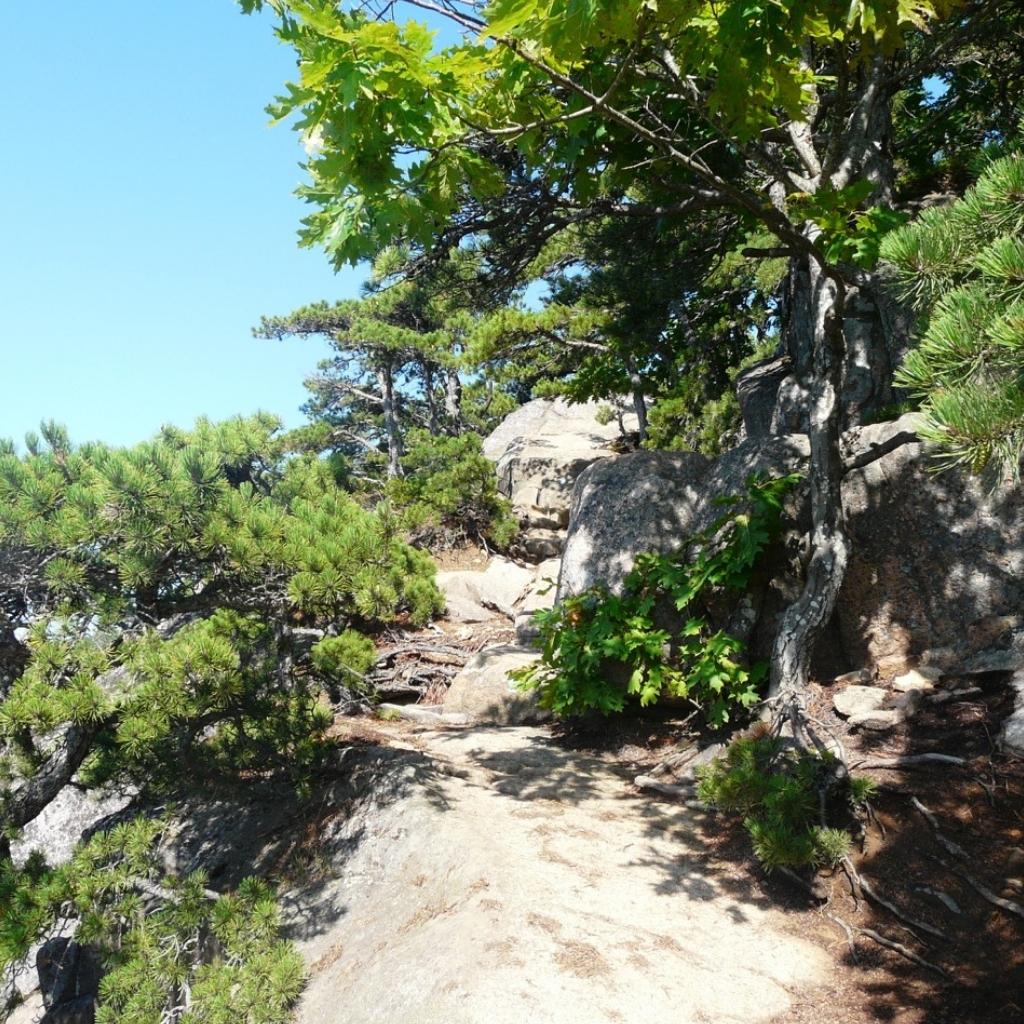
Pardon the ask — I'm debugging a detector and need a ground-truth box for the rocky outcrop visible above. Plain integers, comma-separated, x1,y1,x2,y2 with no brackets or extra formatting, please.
290,726,827,1024
11,783,134,869
436,557,536,623
1002,670,1024,758
558,438,808,598
514,558,561,646
557,414,1024,677
442,644,544,725
735,356,790,441
840,416,1024,675
482,398,636,562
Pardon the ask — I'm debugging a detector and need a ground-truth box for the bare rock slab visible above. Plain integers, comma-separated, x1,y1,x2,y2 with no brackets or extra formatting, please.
1002,669,1024,757
893,668,940,692
847,709,902,731
833,685,888,718
291,726,828,1024
443,644,545,725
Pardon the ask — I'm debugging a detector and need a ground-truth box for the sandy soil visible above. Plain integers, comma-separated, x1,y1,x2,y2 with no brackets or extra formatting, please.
291,724,828,1024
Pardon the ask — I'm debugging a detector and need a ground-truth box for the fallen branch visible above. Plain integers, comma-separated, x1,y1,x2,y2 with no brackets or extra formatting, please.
855,753,965,769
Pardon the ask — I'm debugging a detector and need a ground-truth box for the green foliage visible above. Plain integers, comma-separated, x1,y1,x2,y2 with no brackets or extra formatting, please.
0,416,443,825
1,820,305,1024
645,338,778,456
0,418,448,1014
514,475,799,727
310,630,378,688
790,182,908,269
697,734,870,871
881,150,1024,478
385,430,518,550
240,0,937,267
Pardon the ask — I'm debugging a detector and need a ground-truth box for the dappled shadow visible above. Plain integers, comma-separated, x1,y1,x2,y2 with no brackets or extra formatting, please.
417,722,791,917
834,439,1023,675
819,668,1024,1024
150,743,451,944
558,436,809,597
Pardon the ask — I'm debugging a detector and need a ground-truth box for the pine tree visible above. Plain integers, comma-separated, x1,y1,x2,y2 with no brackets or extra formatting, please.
881,148,1024,479
0,415,443,1017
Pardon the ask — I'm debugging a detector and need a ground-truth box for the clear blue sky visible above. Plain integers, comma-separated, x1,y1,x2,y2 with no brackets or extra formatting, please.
0,1,363,447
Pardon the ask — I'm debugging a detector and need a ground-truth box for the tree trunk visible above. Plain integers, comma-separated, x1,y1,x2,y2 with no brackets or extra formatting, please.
769,256,850,720
444,369,463,435
423,361,439,435
378,363,404,478
626,356,648,441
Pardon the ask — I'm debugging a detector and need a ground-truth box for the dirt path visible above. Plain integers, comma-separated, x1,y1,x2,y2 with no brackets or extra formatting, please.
291,724,828,1024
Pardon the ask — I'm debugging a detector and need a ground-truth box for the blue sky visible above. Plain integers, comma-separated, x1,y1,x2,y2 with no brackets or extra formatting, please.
0,1,363,447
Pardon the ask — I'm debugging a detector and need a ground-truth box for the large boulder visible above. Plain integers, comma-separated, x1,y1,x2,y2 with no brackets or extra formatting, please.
735,356,790,441
839,415,1024,674
11,782,134,868
442,645,545,725
483,398,637,551
437,558,539,623
557,438,808,598
557,413,1024,676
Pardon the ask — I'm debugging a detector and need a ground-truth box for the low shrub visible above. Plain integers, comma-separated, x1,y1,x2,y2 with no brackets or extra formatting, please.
697,732,878,871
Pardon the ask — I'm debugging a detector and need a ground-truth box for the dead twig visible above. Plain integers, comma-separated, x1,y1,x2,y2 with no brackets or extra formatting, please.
855,753,965,769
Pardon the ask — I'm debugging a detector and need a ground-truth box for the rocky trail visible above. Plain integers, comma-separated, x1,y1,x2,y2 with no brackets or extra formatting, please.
289,722,829,1024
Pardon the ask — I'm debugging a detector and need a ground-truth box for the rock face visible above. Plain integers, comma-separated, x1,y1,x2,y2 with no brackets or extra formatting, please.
833,685,887,718
436,557,535,623
557,413,1024,675
735,356,790,440
291,726,828,1024
514,558,561,646
482,398,636,562
839,415,1024,675
442,645,544,725
558,437,808,598
1001,670,1024,758
11,782,134,869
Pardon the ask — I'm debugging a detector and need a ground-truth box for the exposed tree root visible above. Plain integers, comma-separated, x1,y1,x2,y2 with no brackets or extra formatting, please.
912,796,969,858
911,795,1024,923
855,872,948,941
911,884,963,916
824,913,950,977
929,854,1024,923
824,911,860,963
